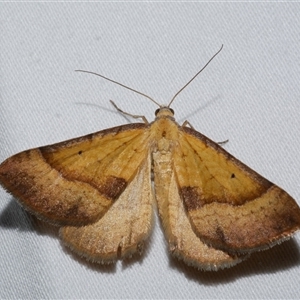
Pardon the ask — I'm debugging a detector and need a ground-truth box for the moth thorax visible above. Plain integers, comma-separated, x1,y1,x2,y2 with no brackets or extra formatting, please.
157,138,171,152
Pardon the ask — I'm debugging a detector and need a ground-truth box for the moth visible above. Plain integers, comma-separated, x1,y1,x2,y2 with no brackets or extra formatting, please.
1,47,300,271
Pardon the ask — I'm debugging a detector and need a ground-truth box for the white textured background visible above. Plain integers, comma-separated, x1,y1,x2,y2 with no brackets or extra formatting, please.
1,3,300,299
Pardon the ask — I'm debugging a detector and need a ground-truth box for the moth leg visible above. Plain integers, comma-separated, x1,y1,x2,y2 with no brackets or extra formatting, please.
217,139,229,145
110,100,149,124
182,120,194,129
183,120,228,145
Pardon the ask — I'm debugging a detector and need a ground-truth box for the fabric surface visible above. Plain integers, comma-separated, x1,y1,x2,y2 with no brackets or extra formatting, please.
1,3,300,299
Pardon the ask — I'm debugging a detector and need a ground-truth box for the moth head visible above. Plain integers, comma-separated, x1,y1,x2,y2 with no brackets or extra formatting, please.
155,107,175,118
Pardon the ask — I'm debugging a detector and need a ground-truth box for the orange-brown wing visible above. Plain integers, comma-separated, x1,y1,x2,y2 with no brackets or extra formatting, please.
0,123,150,226
174,126,300,254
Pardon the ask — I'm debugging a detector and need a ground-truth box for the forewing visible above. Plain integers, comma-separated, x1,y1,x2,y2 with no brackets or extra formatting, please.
0,123,150,226
175,126,300,253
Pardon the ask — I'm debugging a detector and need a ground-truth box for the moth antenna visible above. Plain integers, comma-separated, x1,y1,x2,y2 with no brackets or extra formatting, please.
167,45,223,108
75,69,162,108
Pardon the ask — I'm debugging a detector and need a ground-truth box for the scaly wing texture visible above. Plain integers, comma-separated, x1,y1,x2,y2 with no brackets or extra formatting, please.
153,150,247,270
0,123,150,226
60,153,154,263
175,126,300,254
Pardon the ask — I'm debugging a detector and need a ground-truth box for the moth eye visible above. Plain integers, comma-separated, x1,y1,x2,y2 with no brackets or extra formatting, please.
155,108,160,116
170,108,174,115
